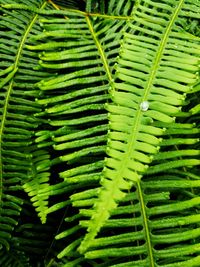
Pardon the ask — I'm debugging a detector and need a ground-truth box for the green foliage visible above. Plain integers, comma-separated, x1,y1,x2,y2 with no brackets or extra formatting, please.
0,0,200,266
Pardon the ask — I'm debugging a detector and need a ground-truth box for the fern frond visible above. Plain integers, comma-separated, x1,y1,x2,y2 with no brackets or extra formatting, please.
76,170,200,265
77,69,200,266
79,0,200,255
0,0,53,241
27,4,133,213
0,194,23,250
23,4,138,262
1,0,200,266
22,149,51,224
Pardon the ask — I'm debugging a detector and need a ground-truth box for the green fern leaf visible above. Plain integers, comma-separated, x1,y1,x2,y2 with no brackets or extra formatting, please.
26,3,132,213
1,1,200,266
0,0,53,237
79,0,200,255
25,3,137,262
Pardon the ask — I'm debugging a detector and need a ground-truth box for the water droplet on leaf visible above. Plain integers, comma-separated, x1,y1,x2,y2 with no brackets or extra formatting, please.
140,101,149,111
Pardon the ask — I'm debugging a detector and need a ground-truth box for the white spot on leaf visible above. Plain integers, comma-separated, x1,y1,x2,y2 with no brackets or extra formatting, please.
140,101,149,111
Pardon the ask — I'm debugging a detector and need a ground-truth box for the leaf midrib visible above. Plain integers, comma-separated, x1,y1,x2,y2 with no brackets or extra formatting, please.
85,15,113,83
0,1,47,202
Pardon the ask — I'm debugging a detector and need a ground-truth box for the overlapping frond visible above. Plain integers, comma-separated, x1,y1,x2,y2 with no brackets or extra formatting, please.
27,4,134,211
79,0,200,260
21,2,138,262
71,111,200,266
75,119,200,266
0,0,200,266
27,14,109,224
0,0,53,249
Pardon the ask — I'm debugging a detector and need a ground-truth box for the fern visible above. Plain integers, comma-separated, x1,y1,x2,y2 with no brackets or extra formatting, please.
79,0,200,255
26,4,132,261
0,0,200,266
0,0,54,251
